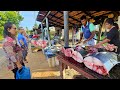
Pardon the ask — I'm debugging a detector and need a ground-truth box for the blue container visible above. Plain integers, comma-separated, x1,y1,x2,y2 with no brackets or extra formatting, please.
44,49,56,58
29,35,33,38
16,66,31,79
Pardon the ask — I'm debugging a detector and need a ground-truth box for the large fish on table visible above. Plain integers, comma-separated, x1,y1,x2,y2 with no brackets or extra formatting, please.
75,45,98,57
60,47,83,63
60,47,73,57
84,52,119,75
71,50,83,63
64,48,74,57
75,45,88,57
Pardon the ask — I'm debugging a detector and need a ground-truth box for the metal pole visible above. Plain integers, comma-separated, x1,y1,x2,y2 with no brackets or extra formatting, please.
46,17,51,46
72,27,74,46
42,11,51,23
64,11,69,47
41,23,44,40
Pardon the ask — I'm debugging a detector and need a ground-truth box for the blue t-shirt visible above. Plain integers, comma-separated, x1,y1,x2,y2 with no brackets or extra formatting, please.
80,22,95,32
17,33,28,47
80,22,96,39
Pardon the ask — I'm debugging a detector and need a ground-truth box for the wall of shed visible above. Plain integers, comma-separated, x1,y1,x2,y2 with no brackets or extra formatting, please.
61,28,80,40
118,16,120,30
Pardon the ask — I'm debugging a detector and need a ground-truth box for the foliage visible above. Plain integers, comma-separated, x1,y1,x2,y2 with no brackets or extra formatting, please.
34,22,38,28
0,11,24,38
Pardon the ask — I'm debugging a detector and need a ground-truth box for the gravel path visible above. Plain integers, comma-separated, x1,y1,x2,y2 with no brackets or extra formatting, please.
0,43,79,79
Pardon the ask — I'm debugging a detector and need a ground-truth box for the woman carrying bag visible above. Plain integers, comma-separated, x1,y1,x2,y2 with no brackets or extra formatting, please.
2,22,31,79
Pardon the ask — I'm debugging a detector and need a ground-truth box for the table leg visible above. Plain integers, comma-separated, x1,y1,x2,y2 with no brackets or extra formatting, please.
64,64,68,69
59,61,64,79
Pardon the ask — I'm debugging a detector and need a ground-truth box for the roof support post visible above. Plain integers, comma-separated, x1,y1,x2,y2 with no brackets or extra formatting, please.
72,27,74,46
46,17,51,46
41,23,44,40
42,11,51,23
64,11,69,47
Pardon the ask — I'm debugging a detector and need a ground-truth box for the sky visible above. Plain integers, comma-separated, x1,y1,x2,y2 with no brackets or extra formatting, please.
19,11,40,30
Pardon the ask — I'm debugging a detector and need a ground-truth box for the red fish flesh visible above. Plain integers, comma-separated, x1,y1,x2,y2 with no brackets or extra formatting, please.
72,50,83,63
64,48,74,57
84,52,118,75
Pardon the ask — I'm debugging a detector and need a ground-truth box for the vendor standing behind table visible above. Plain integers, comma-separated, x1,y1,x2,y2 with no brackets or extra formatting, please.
17,27,28,63
51,33,59,45
94,18,120,54
77,15,97,46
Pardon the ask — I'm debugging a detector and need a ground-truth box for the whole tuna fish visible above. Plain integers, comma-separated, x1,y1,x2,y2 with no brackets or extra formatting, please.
84,52,119,75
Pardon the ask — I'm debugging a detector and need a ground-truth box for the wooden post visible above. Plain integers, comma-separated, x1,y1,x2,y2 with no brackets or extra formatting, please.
59,61,64,79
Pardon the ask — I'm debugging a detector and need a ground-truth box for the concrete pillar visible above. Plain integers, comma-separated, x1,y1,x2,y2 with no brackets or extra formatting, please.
64,11,69,47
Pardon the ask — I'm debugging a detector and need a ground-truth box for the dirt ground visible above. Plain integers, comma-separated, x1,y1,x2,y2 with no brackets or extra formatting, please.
0,43,79,79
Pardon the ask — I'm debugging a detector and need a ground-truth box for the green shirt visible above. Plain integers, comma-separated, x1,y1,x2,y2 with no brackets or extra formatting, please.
80,22,95,33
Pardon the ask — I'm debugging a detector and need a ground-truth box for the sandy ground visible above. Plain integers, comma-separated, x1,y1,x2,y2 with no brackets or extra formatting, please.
0,43,79,79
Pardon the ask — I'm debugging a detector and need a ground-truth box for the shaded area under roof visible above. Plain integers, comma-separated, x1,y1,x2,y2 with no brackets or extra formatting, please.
36,11,120,28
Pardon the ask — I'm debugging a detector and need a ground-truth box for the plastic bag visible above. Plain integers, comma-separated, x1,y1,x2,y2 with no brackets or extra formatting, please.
16,66,31,79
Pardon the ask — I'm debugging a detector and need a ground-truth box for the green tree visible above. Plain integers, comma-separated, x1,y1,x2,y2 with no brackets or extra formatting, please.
4,11,24,27
34,22,38,28
26,27,29,34
0,11,24,38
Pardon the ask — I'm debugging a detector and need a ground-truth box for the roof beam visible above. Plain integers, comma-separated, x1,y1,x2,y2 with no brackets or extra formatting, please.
49,12,63,20
50,11,59,19
72,11,83,17
83,11,94,19
49,13,76,26
49,17,76,27
42,11,51,23
69,15,81,23
49,19,74,27
93,11,113,18
59,11,81,23
49,21,63,28
49,19,63,26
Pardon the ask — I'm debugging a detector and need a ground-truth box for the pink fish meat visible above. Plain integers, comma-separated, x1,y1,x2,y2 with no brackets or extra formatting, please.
104,44,117,51
84,56,107,75
83,52,118,75
31,39,47,48
72,50,83,63
61,47,65,53
75,45,83,51
64,48,73,57
87,47,98,54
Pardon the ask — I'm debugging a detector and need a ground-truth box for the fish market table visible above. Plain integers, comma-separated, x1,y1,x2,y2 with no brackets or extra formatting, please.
56,52,111,79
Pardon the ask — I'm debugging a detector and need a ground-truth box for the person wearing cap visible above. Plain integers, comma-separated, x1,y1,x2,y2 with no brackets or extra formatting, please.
77,15,97,46
17,27,28,63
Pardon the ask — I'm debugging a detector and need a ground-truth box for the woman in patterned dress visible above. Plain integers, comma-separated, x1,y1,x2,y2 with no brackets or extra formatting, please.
2,22,25,79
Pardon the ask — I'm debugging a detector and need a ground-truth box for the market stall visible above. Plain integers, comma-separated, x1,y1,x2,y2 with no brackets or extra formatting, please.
36,11,120,79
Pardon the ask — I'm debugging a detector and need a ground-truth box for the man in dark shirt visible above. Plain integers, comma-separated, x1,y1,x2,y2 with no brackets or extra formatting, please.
94,18,120,54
